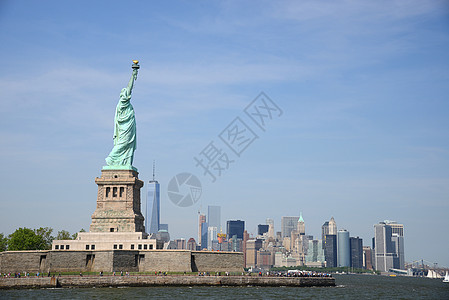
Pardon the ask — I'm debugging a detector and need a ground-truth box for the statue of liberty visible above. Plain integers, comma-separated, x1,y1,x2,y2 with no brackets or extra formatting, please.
104,61,140,170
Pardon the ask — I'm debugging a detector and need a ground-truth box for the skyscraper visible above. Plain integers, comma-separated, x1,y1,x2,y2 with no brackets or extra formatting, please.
281,216,299,238
391,234,405,269
266,218,275,238
297,212,305,235
146,166,160,234
350,237,363,269
208,205,221,230
257,224,269,236
198,214,206,247
322,221,329,240
207,226,218,250
324,234,337,267
322,217,337,247
363,246,374,270
227,220,245,239
374,221,405,271
328,217,337,235
337,229,350,267
200,222,208,250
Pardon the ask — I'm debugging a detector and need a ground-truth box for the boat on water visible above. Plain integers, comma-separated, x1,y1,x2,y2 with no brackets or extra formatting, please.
443,271,449,283
426,270,442,279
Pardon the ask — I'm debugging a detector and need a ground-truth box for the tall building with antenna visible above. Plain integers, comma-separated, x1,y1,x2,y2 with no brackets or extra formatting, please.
146,161,160,235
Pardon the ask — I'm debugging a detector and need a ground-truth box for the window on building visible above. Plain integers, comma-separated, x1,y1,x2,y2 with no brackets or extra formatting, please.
106,187,110,198
110,228,114,232
66,245,70,250
149,244,153,250
120,187,124,197
114,244,118,250
91,245,95,250
138,244,142,250
119,244,123,250
113,187,117,197
60,245,64,250
55,245,59,250
131,244,135,250
86,245,89,250
144,245,147,250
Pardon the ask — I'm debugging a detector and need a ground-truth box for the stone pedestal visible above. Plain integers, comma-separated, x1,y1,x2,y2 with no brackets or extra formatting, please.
90,169,145,233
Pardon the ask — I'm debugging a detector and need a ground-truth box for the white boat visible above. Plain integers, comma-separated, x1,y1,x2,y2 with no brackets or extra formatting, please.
426,270,443,279
443,271,449,283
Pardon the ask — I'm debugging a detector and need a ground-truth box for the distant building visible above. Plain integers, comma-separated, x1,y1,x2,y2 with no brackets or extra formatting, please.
374,221,405,271
200,222,208,250
328,217,337,235
266,218,275,238
322,221,329,241
322,216,337,240
207,226,218,250
229,235,243,252
350,237,363,269
337,229,350,267
175,238,186,250
305,239,325,263
297,212,305,235
245,239,263,268
281,216,299,238
258,224,269,236
256,249,274,269
392,234,405,270
324,234,337,267
208,206,221,230
186,238,197,250
159,224,168,231
363,246,373,270
146,179,160,234
198,214,206,247
243,230,249,266
227,220,245,239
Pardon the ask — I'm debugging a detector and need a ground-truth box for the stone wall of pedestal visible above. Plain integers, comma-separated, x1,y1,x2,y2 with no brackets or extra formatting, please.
90,169,145,233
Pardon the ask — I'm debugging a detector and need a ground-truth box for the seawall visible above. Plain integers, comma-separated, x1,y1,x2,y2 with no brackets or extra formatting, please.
0,250,244,273
0,275,335,289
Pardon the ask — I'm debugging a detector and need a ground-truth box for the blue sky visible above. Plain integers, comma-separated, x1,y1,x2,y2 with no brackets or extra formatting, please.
0,1,448,266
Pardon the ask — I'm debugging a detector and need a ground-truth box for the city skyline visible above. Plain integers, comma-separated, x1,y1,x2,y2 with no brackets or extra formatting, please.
0,1,448,267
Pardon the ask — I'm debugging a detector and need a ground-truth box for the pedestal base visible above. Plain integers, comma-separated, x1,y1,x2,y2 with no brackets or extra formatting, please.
90,169,145,233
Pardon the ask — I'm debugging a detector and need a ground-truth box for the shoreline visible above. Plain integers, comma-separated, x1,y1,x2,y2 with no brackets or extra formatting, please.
0,275,335,289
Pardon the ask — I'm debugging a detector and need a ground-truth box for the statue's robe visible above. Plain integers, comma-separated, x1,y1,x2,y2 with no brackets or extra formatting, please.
105,87,136,167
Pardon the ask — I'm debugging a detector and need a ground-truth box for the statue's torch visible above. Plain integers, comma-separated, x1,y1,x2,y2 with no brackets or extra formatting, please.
132,60,140,80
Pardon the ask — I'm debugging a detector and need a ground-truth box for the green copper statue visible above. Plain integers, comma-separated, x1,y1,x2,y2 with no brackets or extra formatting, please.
104,61,140,171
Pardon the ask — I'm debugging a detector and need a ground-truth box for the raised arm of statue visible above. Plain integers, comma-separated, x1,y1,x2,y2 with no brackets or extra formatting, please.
126,69,138,95
120,68,138,102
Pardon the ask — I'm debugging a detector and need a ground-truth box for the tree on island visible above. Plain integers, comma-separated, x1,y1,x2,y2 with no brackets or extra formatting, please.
0,233,7,252
56,230,72,240
8,228,47,251
34,227,55,249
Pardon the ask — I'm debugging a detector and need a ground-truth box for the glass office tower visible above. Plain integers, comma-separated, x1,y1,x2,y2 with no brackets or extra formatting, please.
146,179,160,234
